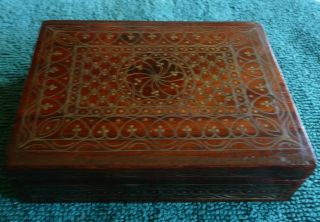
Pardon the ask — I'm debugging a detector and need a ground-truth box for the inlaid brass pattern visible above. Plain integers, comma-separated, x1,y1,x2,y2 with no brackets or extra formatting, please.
16,23,303,151
67,45,245,117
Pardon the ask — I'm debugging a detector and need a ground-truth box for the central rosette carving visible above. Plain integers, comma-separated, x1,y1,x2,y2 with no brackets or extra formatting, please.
126,56,190,99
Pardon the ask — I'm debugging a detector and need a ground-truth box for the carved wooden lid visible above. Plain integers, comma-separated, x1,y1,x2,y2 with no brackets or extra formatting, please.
6,21,316,173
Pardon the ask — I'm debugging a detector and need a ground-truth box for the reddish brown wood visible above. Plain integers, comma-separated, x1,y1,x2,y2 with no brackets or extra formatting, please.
5,21,316,202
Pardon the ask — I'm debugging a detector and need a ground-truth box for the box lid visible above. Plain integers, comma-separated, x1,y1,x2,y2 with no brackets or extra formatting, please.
6,21,316,179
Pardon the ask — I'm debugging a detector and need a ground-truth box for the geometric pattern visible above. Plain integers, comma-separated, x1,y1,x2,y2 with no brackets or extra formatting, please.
16,22,303,151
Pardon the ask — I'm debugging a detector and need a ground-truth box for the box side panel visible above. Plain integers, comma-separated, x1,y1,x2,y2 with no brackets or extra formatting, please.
11,180,302,202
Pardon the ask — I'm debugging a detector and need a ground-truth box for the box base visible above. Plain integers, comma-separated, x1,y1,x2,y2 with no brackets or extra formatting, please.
14,183,295,202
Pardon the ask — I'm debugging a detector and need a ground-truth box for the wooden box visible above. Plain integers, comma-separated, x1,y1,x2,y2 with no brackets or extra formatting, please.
5,21,316,202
